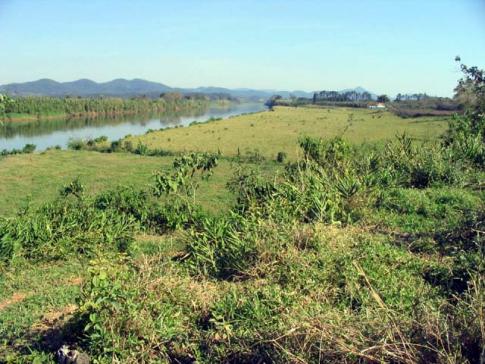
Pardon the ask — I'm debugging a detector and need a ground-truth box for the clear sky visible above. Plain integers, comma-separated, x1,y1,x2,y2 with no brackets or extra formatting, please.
0,0,484,96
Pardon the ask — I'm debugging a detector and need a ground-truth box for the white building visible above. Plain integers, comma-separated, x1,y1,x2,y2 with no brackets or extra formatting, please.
368,102,386,109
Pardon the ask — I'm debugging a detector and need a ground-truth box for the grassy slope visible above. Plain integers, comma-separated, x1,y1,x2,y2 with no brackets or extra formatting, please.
2,106,469,362
129,106,449,159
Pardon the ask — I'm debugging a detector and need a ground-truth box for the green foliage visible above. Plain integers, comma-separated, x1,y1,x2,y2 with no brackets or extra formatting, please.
94,186,154,227
184,214,259,278
1,95,209,120
67,138,86,151
299,136,351,169
377,94,390,103
94,135,108,143
21,143,36,153
60,177,85,198
204,285,295,361
1,143,37,156
153,153,218,198
446,59,485,168
134,142,149,155
0,94,15,116
0,181,137,264
79,256,185,362
381,133,463,188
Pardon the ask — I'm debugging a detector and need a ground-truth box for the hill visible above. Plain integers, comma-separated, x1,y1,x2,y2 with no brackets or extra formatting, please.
0,78,172,97
0,79,373,100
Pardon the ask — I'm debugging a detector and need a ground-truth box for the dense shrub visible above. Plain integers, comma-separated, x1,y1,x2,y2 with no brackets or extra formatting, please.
79,256,186,362
67,138,86,151
0,193,137,263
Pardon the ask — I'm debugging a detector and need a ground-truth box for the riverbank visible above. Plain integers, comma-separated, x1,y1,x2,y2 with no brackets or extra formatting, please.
0,102,266,151
2,110,164,123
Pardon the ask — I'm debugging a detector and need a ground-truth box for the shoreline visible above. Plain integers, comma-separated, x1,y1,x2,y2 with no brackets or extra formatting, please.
1,102,267,152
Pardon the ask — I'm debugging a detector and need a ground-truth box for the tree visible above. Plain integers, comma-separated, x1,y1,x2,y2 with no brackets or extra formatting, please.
454,56,485,117
377,95,390,103
447,57,485,147
265,95,282,110
0,94,15,118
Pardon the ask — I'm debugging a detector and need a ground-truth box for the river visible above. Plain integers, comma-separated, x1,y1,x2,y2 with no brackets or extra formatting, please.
0,102,266,151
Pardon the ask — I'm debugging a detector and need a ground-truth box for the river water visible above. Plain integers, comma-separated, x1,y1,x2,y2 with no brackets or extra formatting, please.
0,103,266,151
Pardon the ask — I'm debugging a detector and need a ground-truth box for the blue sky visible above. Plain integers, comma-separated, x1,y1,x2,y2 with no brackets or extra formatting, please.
0,0,484,96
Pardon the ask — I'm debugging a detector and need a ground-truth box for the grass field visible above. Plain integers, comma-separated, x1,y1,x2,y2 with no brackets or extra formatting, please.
1,105,482,363
1,106,449,217
0,150,260,217
128,106,450,159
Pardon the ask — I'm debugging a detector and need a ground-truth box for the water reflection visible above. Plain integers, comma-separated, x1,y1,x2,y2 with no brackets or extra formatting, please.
0,103,266,151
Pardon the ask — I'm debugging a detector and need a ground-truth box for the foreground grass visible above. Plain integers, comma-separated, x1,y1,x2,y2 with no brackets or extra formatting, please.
3,216,481,362
0,234,183,362
128,106,450,159
0,259,84,360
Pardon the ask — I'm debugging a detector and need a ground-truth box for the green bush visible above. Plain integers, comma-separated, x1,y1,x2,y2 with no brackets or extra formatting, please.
0,183,137,264
134,142,149,155
184,214,258,278
21,143,36,153
67,138,86,151
203,285,295,361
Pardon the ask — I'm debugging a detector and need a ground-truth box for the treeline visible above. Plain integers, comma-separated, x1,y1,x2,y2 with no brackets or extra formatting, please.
313,90,374,102
390,96,463,117
268,88,465,118
395,93,430,101
0,93,211,120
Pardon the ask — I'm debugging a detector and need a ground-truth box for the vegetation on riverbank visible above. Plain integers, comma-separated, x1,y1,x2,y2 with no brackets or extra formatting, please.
0,108,210,142
0,94,210,122
0,63,483,363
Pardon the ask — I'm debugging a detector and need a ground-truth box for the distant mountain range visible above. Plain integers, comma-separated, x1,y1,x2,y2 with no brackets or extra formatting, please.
0,78,374,100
